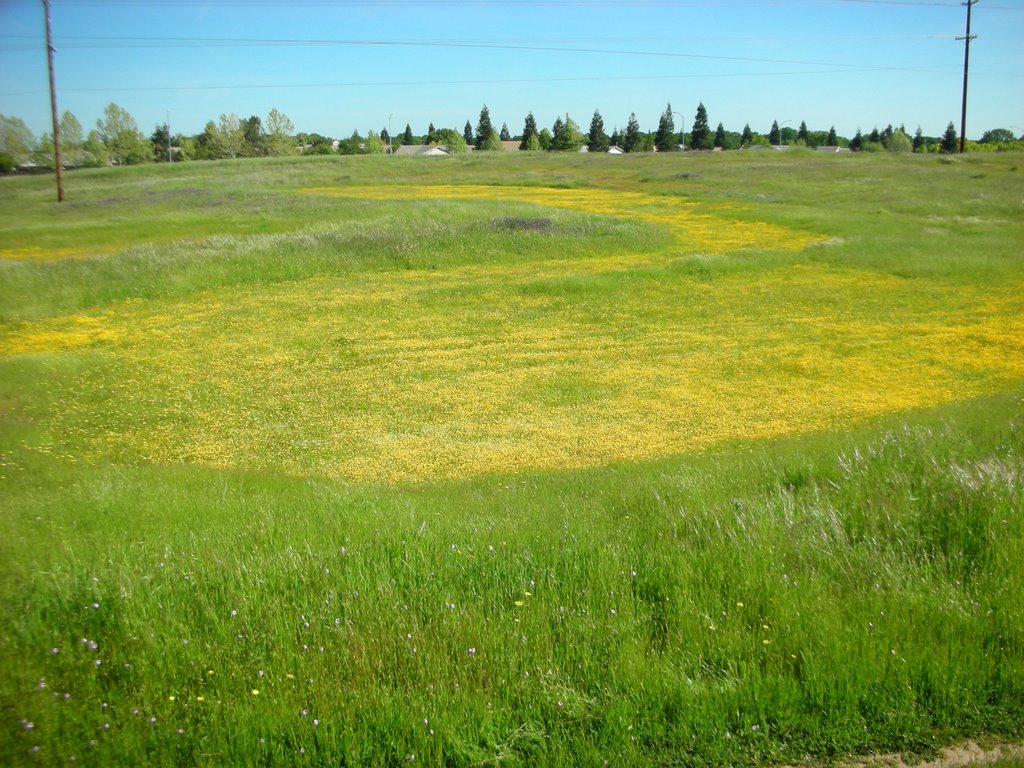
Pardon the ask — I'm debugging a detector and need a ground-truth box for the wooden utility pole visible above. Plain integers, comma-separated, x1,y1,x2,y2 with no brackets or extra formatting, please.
957,0,978,154
43,0,64,202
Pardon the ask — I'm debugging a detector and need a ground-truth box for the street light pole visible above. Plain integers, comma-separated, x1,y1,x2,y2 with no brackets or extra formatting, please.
673,111,685,152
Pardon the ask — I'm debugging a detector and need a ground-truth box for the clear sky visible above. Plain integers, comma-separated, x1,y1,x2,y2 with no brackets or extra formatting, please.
2,0,1022,142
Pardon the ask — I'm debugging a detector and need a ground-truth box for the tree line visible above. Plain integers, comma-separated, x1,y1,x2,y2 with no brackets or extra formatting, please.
2,101,1022,171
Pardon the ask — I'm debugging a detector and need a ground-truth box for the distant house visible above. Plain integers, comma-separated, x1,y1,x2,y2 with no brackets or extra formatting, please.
394,144,452,157
816,145,850,153
607,146,625,155
500,140,521,152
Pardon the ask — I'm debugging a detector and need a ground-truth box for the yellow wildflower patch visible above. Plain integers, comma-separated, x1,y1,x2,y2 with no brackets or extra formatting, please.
0,246,98,262
4,257,1022,484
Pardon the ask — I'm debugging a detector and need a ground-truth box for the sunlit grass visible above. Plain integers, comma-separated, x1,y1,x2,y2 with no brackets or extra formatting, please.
1,152,1023,765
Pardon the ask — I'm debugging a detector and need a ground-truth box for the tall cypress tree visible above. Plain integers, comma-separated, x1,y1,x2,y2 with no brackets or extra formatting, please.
741,123,753,146
827,126,837,146
463,121,474,145
519,112,538,150
402,124,414,145
426,123,437,144
690,102,711,150
912,126,924,152
654,103,676,152
769,120,781,146
798,121,809,144
475,105,493,150
499,122,511,141
587,109,608,152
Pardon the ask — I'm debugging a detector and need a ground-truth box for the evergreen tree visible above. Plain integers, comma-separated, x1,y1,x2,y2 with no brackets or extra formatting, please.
426,123,437,144
239,116,264,156
690,102,711,150
523,132,542,151
499,122,511,141
741,123,753,146
550,117,565,151
623,113,641,152
475,105,493,150
552,114,584,152
463,120,474,145
402,124,414,145
794,120,811,144
849,128,863,151
150,123,171,162
868,127,881,144
610,128,621,148
519,112,538,150
769,120,781,146
654,103,676,152
587,109,609,153
940,121,959,153
913,126,925,153
714,122,726,149
827,126,837,146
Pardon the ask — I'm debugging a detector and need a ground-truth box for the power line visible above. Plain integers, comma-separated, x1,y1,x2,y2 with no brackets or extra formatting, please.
0,65,963,98
0,34,966,71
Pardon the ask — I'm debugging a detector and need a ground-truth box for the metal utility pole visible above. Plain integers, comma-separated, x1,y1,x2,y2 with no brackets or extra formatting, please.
43,0,64,202
673,111,685,151
957,0,978,154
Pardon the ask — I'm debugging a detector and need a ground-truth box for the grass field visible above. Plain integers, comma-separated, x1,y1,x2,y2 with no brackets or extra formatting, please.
1,151,1022,766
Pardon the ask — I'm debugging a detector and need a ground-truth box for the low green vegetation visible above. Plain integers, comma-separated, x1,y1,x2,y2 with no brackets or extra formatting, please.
1,151,1022,766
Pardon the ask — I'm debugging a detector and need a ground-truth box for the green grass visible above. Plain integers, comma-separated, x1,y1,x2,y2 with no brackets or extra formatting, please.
1,151,1022,766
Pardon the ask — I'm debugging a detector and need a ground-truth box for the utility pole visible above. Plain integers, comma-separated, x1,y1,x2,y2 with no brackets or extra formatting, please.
167,110,172,163
957,0,978,154
43,0,64,202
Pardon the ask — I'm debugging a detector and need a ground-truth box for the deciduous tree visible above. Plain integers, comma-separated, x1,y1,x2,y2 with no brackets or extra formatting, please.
265,108,296,156
0,114,36,165
429,127,468,153
96,102,149,164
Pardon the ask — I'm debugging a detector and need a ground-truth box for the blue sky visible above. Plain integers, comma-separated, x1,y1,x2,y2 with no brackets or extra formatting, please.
2,0,1022,142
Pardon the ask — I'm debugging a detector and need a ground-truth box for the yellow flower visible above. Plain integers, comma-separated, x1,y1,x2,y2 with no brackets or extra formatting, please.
251,689,260,696
168,695,176,702
514,600,524,607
